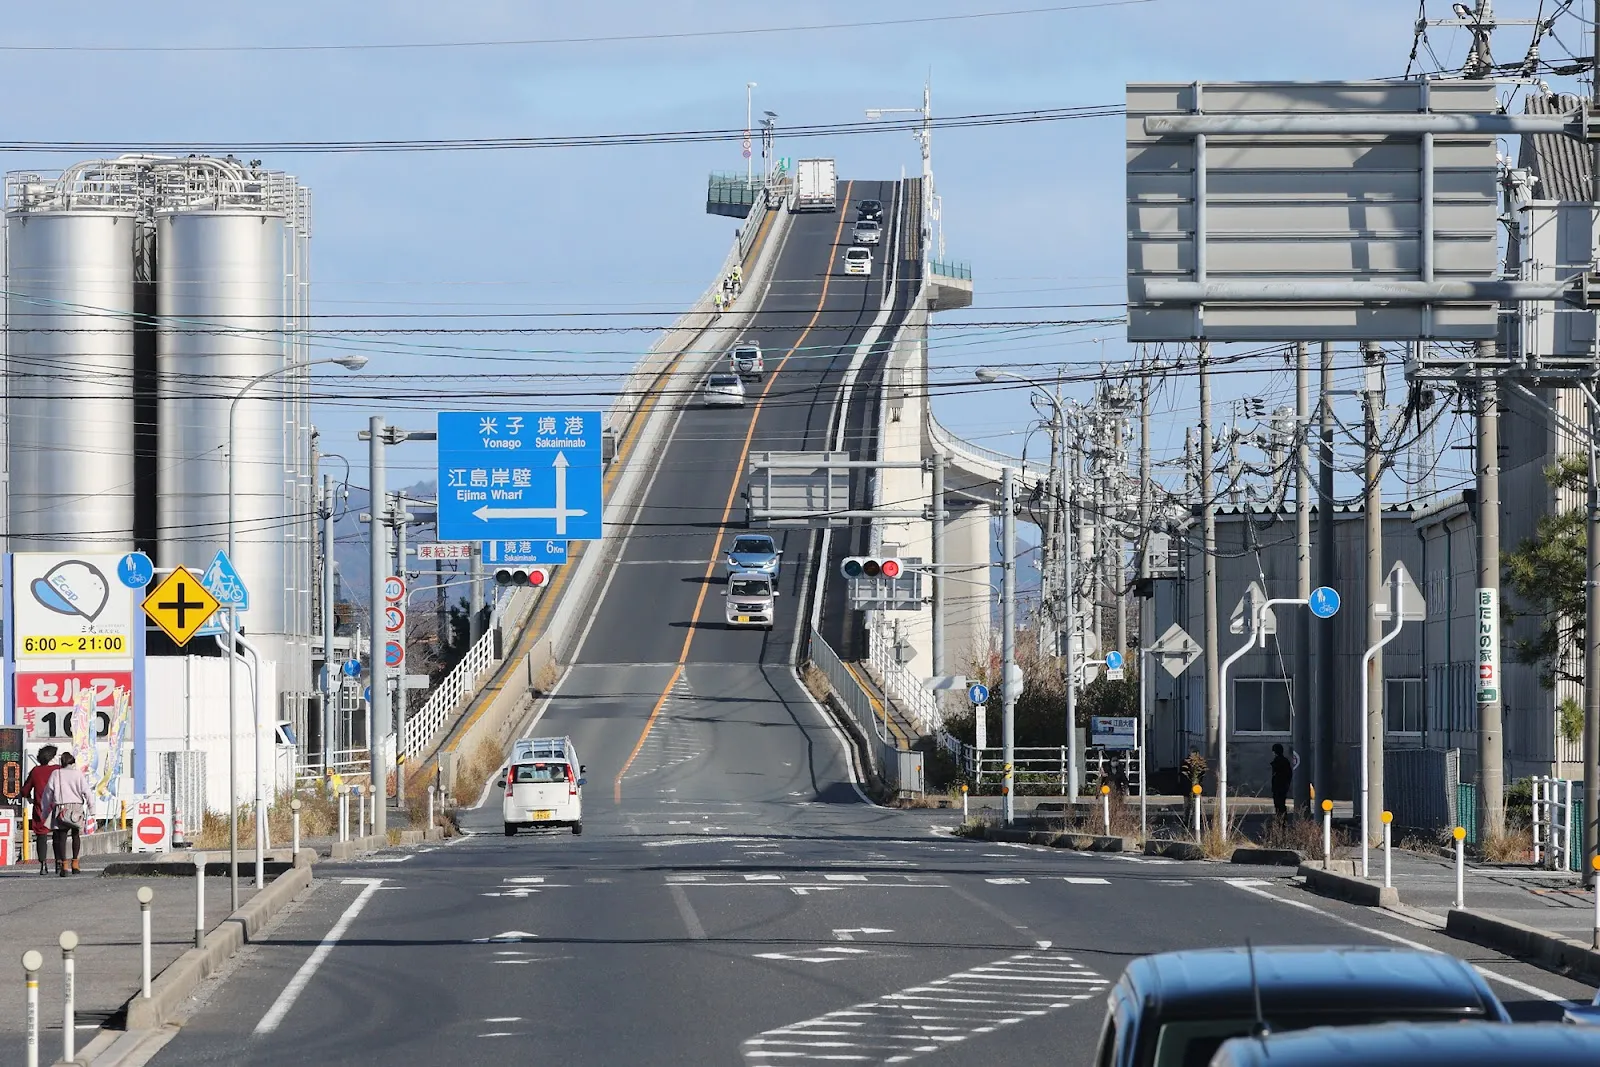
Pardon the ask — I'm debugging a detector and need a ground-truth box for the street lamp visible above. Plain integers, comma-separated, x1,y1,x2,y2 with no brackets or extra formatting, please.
745,81,757,185
975,367,1082,800
225,354,367,908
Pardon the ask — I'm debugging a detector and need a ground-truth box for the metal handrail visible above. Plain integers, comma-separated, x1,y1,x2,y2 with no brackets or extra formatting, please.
400,623,500,759
866,614,939,735
926,409,1047,484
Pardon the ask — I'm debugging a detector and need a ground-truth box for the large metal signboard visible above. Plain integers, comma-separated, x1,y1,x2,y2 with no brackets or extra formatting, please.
1127,80,1503,342
437,412,604,543
746,452,851,527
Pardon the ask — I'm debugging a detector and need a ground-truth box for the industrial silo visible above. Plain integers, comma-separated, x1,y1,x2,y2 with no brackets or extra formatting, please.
4,194,139,551
156,205,292,667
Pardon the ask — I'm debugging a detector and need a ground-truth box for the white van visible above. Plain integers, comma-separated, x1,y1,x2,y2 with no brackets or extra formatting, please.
724,570,778,629
844,246,872,276
500,736,585,836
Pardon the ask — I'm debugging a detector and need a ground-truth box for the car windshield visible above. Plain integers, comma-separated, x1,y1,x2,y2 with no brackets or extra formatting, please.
734,348,759,361
857,220,878,230
847,249,869,259
709,375,740,386
512,762,568,784
732,538,774,554
1151,1010,1483,1067
730,579,771,597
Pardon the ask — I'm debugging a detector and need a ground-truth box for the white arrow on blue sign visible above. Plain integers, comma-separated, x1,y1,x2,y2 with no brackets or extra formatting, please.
1309,586,1341,619
1105,650,1125,671
438,412,604,543
967,683,990,705
342,659,362,679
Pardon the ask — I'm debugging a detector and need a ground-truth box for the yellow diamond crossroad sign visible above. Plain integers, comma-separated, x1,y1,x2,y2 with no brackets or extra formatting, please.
142,566,221,646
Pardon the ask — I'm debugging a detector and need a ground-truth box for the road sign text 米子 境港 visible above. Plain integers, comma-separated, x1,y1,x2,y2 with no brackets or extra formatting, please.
437,412,604,543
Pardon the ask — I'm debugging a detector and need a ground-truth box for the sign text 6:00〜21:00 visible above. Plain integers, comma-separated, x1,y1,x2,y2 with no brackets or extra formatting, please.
22,635,127,654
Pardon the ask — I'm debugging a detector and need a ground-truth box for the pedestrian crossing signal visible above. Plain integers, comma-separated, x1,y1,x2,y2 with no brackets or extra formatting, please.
840,557,901,580
495,567,550,587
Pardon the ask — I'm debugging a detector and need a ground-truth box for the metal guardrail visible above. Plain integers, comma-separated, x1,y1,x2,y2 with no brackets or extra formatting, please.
1532,775,1579,872
928,259,972,281
926,410,1046,485
811,626,919,791
400,624,500,760
866,614,939,734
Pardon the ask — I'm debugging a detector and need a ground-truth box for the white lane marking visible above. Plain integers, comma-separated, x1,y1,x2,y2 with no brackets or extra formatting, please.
825,874,868,882
669,883,707,941
1063,877,1110,885
485,1017,523,1023
366,855,413,864
471,930,537,943
253,878,385,1036
742,950,1107,1064
986,878,1028,885
1223,878,1584,1005
834,928,893,941
754,946,874,963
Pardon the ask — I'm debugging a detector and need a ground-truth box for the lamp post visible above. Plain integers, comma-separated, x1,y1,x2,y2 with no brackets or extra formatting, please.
977,367,1081,799
226,354,367,909
745,81,757,185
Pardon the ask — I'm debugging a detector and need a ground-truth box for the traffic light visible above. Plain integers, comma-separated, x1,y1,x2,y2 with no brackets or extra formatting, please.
840,556,902,580
495,566,551,587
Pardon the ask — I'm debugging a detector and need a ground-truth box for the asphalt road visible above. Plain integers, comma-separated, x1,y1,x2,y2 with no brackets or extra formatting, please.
141,185,1598,1066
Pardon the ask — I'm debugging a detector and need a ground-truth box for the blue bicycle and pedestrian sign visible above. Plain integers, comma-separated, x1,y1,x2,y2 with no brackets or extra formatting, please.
117,552,154,589
437,411,604,543
1309,586,1341,619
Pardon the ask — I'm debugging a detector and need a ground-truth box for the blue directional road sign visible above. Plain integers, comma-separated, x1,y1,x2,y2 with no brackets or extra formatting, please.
968,683,990,705
483,539,569,566
1105,650,1125,671
201,550,249,610
117,552,154,588
1309,586,1341,619
363,685,372,703
342,659,362,679
438,412,604,543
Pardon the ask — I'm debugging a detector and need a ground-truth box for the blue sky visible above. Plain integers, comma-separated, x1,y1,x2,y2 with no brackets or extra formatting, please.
0,0,1573,504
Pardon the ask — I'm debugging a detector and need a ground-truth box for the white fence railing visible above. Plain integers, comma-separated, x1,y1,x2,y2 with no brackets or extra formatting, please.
926,410,1047,485
1532,774,1578,871
865,614,940,735
938,736,1137,795
401,624,500,760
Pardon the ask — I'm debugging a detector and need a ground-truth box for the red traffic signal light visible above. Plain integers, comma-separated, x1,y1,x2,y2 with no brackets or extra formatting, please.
840,556,903,580
879,559,901,579
495,567,551,587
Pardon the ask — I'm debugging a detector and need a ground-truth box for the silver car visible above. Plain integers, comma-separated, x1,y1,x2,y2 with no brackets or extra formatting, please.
703,373,745,408
852,218,881,245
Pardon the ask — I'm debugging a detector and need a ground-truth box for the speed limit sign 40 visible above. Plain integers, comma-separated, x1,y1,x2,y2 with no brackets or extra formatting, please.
383,576,406,603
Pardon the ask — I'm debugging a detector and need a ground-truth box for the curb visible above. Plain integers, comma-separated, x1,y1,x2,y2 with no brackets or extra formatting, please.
1144,839,1205,861
1444,907,1600,985
1297,863,1399,908
121,863,313,1032
1231,847,1304,867
972,826,1127,852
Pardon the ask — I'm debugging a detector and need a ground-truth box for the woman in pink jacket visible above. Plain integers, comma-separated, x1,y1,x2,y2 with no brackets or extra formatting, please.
48,751,93,876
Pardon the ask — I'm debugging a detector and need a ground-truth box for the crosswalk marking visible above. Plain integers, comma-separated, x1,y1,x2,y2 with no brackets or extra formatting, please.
1062,877,1110,885
742,951,1108,1064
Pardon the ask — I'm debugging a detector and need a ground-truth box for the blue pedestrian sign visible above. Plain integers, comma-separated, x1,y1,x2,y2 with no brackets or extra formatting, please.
117,552,154,588
1309,586,1341,619
1105,650,1125,671
201,550,249,610
483,539,568,566
967,682,990,706
438,412,604,543
363,685,372,704
342,659,362,679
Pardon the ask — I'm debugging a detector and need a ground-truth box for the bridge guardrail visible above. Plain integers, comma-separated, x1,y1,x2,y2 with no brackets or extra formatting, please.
927,410,1047,484
865,613,939,735
400,585,534,761
809,626,909,789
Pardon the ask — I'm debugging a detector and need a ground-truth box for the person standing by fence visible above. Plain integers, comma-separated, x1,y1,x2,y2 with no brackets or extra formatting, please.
20,745,58,876
1270,744,1293,818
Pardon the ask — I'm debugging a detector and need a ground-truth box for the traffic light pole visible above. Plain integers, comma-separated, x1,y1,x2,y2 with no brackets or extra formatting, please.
367,417,390,845
1001,467,1018,827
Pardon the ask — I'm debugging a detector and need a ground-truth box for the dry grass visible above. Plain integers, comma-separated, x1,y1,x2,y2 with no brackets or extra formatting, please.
451,736,506,808
1480,826,1534,864
1198,813,1252,859
800,663,830,704
1260,815,1327,856
534,659,562,694
190,789,340,849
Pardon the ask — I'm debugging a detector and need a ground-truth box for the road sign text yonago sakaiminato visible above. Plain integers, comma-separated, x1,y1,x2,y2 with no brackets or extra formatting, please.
437,411,603,543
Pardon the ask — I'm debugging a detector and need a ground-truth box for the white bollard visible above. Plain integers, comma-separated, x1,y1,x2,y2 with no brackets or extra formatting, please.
1101,785,1111,836
1591,855,1600,950
1381,812,1392,890
194,852,206,949
23,949,41,1067
1453,826,1467,908
137,887,154,999
1192,784,1203,839
427,784,436,835
291,799,302,862
357,788,366,839
961,784,968,822
59,931,77,1062
338,789,349,843
1321,799,1333,862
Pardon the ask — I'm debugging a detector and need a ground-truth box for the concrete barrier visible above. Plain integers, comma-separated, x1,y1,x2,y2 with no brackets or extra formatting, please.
1444,908,1600,985
1297,863,1399,908
1230,847,1304,867
1144,839,1206,861
969,825,1127,852
123,864,313,1031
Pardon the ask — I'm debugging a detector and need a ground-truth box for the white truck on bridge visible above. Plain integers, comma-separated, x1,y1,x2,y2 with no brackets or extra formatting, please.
792,158,837,212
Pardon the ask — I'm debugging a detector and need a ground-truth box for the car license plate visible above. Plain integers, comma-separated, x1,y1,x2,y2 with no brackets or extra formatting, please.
531,810,552,820
737,615,750,623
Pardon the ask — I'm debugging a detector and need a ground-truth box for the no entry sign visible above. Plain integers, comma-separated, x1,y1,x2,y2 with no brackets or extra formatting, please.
130,794,172,853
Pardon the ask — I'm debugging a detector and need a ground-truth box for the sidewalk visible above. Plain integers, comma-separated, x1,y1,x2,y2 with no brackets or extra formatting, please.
1383,847,1596,943
0,850,265,1056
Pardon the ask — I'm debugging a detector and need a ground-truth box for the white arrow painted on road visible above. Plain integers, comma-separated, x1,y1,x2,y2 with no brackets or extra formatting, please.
472,930,538,943
754,946,872,963
471,451,586,535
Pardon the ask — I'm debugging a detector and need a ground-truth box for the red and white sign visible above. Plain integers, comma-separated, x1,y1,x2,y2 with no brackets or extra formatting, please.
131,794,172,853
384,606,406,633
416,543,472,561
14,671,133,740
0,809,14,866
383,576,406,603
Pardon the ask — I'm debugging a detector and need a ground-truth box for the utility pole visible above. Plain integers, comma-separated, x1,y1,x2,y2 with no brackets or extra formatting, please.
367,416,390,844
1295,342,1313,814
321,474,336,781
1064,464,1081,801
931,452,946,675
1114,401,1129,659
1200,342,1221,777
1001,466,1018,826
1363,342,1386,843
1583,0,1600,890
1139,363,1153,805
469,543,484,644
1317,341,1337,799
1477,360,1505,839
392,489,412,797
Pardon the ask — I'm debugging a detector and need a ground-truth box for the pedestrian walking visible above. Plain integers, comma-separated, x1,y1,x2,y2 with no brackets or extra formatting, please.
49,751,92,876
19,745,57,876
1270,743,1293,818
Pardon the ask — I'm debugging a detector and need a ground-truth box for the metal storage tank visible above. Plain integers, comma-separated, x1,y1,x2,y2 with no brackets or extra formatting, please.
5,208,138,550
156,209,292,668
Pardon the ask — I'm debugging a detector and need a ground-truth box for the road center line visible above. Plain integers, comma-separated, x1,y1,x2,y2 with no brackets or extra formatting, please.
669,882,708,940
253,878,385,1036
613,180,859,802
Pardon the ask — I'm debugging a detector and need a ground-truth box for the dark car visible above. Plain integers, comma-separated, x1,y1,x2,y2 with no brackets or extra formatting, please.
1092,946,1510,1067
856,198,883,221
1211,1020,1600,1066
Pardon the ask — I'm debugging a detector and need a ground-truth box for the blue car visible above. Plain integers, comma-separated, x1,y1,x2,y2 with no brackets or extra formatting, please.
725,534,780,577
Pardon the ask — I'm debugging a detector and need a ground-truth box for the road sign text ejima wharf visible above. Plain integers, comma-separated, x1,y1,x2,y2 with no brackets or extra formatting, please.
437,412,604,543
